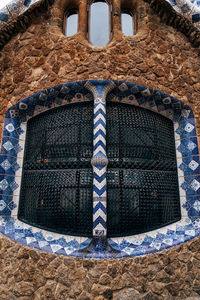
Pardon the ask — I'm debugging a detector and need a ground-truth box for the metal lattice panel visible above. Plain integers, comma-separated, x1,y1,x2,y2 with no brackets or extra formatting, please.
18,102,93,236
24,102,93,167
107,102,181,237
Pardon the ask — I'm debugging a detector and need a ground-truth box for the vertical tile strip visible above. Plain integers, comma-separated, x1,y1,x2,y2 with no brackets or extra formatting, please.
92,97,107,236
85,81,115,237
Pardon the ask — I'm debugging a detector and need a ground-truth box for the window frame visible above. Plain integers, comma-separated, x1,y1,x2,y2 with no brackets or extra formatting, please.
0,80,199,258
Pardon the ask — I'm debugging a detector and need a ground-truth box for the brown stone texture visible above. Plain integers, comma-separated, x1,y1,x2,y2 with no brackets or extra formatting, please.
0,234,200,299
0,1,200,298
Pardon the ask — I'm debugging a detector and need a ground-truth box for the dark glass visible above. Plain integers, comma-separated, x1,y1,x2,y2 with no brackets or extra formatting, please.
18,102,93,237
107,102,180,237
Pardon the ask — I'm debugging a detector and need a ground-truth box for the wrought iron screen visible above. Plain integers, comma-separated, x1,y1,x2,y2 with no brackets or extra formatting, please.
107,102,181,237
18,100,181,238
18,102,93,236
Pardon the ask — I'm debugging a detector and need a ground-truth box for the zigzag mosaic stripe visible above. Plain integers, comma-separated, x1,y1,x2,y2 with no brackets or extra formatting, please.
92,98,107,236
85,81,116,237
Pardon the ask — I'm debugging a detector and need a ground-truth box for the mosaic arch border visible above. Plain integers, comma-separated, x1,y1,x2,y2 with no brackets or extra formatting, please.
0,80,200,258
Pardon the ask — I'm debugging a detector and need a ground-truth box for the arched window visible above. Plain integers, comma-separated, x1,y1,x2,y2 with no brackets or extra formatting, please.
89,1,110,46
64,10,78,36
121,12,134,35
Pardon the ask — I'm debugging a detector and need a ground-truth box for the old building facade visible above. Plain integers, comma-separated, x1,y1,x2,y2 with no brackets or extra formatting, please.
0,0,200,298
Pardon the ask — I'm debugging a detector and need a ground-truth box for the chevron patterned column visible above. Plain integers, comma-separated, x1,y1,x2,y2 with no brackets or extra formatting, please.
85,81,116,237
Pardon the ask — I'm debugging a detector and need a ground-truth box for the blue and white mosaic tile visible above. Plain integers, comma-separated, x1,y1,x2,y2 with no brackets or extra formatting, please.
0,80,199,258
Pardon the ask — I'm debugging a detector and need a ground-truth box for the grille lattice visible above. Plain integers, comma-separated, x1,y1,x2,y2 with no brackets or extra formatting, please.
107,102,180,237
18,102,93,236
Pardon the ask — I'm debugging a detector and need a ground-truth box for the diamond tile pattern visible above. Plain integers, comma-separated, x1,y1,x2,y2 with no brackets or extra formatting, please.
0,80,199,258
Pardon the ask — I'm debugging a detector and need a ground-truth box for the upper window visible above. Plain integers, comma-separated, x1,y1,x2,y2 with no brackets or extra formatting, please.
89,1,110,46
63,2,136,43
64,10,78,36
121,12,134,35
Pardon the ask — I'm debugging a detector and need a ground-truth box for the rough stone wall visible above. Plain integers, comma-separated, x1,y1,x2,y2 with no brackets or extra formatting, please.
0,233,200,299
0,1,200,299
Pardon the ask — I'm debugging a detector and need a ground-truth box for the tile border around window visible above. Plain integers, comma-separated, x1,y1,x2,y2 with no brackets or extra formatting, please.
0,80,200,258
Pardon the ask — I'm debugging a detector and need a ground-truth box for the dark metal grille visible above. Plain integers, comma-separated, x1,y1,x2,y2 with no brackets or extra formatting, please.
107,102,181,237
18,102,93,236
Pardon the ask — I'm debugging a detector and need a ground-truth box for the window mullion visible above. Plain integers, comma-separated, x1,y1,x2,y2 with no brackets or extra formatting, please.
85,81,115,238
91,96,107,237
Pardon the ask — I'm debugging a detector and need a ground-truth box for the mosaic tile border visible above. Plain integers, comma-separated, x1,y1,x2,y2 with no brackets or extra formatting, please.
0,80,200,258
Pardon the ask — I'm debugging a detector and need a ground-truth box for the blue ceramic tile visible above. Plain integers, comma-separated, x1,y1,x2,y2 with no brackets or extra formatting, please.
179,155,200,176
3,121,21,139
24,228,34,236
192,13,200,22
1,137,23,157
3,117,21,129
191,217,200,229
175,119,196,139
188,205,200,217
177,137,199,157
169,0,177,6
186,195,200,207
0,225,5,234
0,13,8,22
15,231,25,240
56,248,68,255
178,108,194,123
0,200,11,215
8,201,17,211
0,155,20,176
24,0,32,8
4,218,15,234
79,238,92,249
39,245,52,252
0,194,12,203
181,176,200,196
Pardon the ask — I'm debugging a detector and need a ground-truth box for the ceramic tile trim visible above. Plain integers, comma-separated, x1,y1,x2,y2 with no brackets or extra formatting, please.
0,80,200,258
86,81,116,237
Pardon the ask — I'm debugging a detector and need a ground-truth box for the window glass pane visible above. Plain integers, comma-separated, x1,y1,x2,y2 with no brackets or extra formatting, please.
107,102,180,237
90,2,110,46
18,102,93,237
121,13,134,35
65,13,78,36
